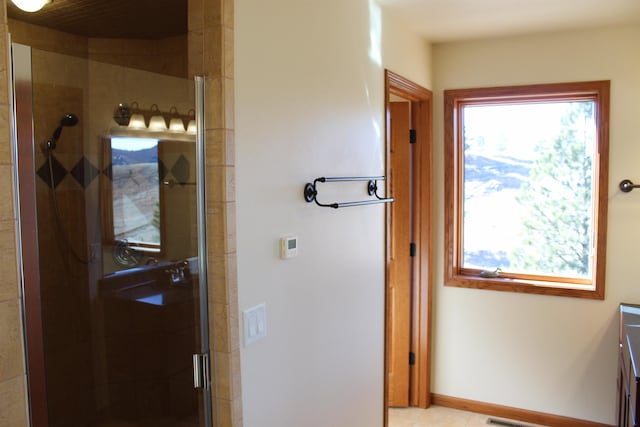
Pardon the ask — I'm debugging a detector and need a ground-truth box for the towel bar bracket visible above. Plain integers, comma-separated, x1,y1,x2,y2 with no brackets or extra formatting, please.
304,183,317,203
367,180,377,197
620,179,640,193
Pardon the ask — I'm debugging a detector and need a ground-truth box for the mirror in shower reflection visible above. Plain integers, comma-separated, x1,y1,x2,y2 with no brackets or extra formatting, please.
9,1,213,426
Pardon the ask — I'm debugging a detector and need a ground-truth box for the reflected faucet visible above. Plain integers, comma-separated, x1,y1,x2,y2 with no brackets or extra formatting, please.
165,260,190,286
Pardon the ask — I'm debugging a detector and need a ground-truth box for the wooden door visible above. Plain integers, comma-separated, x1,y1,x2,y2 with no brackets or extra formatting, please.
384,71,433,426
387,101,412,407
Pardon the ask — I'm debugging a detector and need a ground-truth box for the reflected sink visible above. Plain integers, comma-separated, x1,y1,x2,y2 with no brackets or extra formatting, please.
113,282,193,307
100,259,196,307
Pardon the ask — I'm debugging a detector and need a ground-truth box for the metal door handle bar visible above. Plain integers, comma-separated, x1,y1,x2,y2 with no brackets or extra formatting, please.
304,176,394,209
193,353,210,389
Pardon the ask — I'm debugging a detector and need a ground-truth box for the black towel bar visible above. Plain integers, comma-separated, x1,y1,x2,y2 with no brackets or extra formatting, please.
303,176,394,209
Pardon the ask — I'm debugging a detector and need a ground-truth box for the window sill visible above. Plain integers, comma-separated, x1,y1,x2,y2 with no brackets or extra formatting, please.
445,274,604,300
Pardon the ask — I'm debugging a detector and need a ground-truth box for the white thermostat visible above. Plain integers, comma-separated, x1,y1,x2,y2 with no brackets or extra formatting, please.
280,236,298,259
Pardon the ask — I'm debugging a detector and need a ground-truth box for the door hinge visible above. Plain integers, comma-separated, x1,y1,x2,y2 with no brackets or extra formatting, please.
409,352,416,366
410,242,416,257
409,129,417,144
193,352,211,390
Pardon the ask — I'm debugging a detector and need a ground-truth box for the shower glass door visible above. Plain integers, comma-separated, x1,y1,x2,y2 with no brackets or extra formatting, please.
12,40,212,427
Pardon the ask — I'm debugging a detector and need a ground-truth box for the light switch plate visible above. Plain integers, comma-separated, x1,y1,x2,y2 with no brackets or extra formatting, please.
243,303,267,346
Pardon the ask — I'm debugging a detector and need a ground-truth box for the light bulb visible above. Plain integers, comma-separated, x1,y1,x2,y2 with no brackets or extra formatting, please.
128,114,146,129
186,120,196,134
148,115,167,131
11,0,50,12
169,118,185,132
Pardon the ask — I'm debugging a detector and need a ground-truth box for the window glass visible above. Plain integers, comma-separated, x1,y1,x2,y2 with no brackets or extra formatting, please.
462,101,595,279
111,137,160,248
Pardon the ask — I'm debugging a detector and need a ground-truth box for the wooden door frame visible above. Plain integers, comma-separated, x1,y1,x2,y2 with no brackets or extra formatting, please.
383,69,433,422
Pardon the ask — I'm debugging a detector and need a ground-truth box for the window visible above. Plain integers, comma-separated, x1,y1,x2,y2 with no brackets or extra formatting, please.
102,137,162,254
444,81,610,299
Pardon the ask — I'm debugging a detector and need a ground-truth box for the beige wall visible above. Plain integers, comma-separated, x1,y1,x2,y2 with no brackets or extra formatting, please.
235,1,384,424
235,0,431,426
432,24,640,424
381,7,432,89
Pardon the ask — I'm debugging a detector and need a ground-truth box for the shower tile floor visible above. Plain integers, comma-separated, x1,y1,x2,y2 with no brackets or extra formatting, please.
389,406,549,427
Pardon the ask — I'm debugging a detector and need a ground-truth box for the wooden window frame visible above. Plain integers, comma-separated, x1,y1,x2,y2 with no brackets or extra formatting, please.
444,81,610,299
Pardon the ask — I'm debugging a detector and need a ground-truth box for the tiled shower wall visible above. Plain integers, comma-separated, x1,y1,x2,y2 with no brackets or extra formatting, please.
0,0,241,425
189,0,242,425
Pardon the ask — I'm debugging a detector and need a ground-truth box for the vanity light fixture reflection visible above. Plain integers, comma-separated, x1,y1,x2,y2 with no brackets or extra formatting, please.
114,103,194,135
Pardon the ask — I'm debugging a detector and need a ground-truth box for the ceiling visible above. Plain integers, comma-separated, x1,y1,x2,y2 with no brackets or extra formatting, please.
6,0,187,39
7,0,640,42
377,0,640,42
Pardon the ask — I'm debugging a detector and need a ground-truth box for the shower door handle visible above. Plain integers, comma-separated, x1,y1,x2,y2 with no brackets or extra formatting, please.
193,352,211,389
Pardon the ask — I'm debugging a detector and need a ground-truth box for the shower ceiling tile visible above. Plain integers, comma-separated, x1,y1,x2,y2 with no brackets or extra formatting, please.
6,0,187,40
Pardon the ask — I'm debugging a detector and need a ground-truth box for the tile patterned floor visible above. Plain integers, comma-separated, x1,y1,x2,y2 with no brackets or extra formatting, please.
389,406,549,427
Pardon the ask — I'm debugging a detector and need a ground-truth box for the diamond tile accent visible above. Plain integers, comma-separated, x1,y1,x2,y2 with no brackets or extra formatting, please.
171,154,190,185
36,155,67,189
103,164,112,181
70,157,100,188
159,159,168,182
36,153,193,189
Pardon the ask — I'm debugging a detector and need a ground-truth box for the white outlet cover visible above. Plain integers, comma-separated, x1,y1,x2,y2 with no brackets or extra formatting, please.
243,303,267,346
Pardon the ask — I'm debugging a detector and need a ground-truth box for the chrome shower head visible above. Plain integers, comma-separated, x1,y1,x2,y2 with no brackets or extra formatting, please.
60,113,78,127
47,113,78,150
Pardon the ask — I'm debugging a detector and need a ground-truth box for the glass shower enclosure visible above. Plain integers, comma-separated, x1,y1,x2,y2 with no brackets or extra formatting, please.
11,40,213,427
